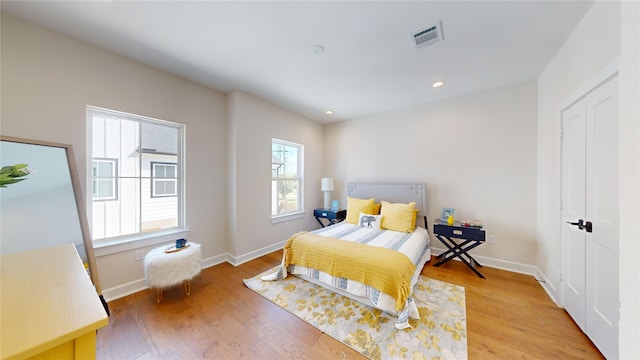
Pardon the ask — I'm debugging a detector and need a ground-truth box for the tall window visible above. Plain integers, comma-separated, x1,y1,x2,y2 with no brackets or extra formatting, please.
272,139,303,218
89,107,185,241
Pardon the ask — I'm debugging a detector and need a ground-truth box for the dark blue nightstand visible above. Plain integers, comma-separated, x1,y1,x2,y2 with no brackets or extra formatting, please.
433,219,486,278
314,208,346,228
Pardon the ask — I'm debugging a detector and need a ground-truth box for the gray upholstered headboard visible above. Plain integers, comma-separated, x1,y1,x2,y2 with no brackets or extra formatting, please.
347,182,427,226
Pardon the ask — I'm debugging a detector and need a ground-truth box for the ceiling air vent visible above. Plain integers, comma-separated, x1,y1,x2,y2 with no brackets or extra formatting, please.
411,22,443,48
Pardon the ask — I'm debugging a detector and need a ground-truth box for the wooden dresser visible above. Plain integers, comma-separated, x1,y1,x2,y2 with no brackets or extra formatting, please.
1,243,109,359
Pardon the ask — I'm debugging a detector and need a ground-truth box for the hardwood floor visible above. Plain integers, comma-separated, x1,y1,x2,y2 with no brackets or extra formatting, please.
96,251,604,359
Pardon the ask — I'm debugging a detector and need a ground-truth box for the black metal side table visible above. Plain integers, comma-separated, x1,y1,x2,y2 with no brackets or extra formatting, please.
433,219,486,278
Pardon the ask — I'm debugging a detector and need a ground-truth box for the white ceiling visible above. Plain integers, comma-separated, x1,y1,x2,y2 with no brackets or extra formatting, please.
1,1,594,123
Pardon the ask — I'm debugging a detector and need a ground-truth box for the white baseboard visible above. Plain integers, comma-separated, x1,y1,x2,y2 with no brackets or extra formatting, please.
102,278,148,302
431,247,560,306
102,242,286,302
534,268,560,306
104,245,559,305
225,240,287,266
431,247,536,275
201,253,230,269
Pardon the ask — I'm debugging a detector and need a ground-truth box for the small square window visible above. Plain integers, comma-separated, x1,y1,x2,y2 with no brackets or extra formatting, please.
152,162,177,197
92,159,117,201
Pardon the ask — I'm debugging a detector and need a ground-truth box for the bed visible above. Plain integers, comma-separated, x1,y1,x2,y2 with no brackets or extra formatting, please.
262,182,431,329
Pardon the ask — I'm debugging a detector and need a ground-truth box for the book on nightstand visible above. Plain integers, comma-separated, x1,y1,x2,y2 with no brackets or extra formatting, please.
459,219,483,228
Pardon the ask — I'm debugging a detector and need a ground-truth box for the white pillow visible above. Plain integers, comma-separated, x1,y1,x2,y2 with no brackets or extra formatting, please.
358,212,382,230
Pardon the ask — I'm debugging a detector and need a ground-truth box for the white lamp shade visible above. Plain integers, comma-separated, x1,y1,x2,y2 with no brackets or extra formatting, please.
320,178,334,191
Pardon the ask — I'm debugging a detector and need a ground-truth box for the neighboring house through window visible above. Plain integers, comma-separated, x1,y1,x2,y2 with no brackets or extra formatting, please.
272,138,304,221
88,106,185,242
151,162,177,197
92,158,117,201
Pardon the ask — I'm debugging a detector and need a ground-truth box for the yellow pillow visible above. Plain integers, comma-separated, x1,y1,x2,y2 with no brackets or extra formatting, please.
380,200,417,232
411,209,420,229
346,197,376,224
371,203,381,215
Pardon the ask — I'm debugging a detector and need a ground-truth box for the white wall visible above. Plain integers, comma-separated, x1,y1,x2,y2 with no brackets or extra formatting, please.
1,14,228,291
1,14,326,298
537,0,640,357
536,0,619,301
227,91,324,263
618,1,640,357
325,81,538,266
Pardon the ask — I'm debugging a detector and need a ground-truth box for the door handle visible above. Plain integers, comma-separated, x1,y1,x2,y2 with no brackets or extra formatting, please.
566,219,585,230
566,219,593,232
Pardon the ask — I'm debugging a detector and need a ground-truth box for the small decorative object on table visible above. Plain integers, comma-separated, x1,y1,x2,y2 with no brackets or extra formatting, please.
441,207,455,221
460,219,483,228
331,199,339,211
165,239,189,253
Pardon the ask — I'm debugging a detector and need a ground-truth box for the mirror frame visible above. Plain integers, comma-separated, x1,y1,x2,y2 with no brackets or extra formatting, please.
1,135,108,313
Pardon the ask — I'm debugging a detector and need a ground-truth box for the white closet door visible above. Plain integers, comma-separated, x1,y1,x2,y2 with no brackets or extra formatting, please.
585,76,619,359
561,96,588,331
561,75,618,360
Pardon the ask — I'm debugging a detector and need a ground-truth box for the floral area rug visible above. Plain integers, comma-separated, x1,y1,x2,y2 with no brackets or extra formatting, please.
244,267,467,360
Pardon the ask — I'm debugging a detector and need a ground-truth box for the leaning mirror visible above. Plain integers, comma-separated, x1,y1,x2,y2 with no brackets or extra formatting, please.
0,135,108,313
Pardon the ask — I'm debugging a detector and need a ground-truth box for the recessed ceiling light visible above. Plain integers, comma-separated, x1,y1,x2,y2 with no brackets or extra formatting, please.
432,81,445,88
325,110,333,115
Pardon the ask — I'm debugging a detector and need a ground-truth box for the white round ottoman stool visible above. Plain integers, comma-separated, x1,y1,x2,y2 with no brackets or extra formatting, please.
144,242,202,303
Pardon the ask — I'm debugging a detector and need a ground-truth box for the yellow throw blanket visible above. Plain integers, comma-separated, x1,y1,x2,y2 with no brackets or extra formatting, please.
282,231,416,312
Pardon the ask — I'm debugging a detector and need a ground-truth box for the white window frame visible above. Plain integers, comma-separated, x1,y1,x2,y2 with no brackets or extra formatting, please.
87,106,187,250
92,158,118,201
271,138,304,223
151,161,177,198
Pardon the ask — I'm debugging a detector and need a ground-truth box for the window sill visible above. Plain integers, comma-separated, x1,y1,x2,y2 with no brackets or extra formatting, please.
93,228,190,257
271,211,305,224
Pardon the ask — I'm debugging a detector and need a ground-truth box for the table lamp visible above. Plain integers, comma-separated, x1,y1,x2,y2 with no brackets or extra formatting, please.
321,178,334,209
